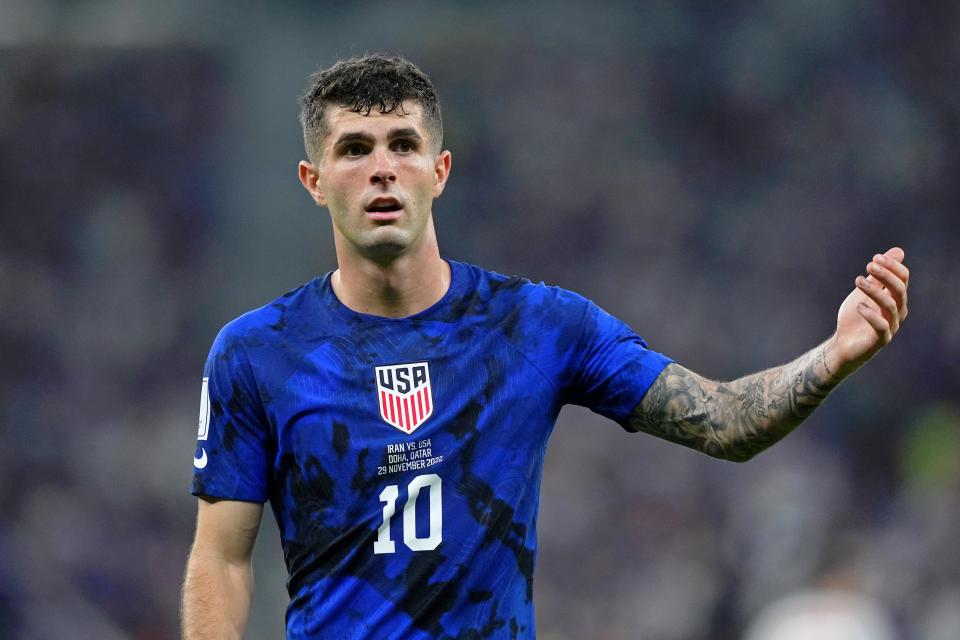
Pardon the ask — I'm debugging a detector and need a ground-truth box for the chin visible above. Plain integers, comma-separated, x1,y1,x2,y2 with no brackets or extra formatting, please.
359,230,413,260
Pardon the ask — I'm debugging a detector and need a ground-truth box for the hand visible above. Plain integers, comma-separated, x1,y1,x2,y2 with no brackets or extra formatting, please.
829,247,909,376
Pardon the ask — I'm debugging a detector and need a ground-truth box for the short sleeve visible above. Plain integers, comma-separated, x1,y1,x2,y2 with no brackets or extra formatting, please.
564,299,672,427
190,324,273,502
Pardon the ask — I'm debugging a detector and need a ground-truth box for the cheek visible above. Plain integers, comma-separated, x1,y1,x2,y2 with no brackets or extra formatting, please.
323,168,364,207
403,160,439,193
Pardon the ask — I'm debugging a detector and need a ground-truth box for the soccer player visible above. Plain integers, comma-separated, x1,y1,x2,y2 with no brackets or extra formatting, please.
181,55,909,639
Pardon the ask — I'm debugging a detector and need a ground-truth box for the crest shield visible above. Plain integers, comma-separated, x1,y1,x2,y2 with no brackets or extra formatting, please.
375,362,433,433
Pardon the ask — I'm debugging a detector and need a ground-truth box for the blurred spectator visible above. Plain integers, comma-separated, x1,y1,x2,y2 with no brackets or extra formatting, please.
744,588,897,640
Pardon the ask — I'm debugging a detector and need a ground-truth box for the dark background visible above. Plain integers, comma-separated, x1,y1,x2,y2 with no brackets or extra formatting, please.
2,1,958,638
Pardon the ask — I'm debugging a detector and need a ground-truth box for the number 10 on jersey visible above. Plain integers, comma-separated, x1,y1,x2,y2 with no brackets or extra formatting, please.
374,473,442,554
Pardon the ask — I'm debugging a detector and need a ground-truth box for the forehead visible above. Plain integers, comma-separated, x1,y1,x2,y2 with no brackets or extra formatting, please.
325,101,426,138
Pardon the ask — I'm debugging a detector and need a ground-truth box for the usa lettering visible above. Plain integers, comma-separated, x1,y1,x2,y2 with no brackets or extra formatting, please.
377,364,428,394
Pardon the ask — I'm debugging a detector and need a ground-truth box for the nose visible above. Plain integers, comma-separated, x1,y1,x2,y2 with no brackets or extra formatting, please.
369,150,397,185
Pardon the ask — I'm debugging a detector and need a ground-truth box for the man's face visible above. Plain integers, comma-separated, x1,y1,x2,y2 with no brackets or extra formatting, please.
300,102,451,261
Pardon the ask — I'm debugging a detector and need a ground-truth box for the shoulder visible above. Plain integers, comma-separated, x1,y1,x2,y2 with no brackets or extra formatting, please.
449,261,596,355
454,260,592,316
210,276,332,354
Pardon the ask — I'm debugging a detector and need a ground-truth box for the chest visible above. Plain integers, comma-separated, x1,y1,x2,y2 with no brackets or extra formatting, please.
266,327,557,461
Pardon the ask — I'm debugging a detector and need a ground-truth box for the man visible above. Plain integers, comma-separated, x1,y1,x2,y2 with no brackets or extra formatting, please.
181,54,909,639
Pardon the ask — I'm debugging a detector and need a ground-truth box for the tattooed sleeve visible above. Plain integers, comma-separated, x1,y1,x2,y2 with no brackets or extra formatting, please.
627,341,844,461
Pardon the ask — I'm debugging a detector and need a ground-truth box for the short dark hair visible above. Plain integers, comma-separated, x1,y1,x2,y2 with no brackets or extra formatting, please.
299,54,443,162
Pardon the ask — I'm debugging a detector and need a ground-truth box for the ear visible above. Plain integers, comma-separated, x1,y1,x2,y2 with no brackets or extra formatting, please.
432,150,452,198
298,160,326,206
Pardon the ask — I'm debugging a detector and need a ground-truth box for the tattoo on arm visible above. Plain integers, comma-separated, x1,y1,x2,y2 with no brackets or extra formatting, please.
628,342,844,462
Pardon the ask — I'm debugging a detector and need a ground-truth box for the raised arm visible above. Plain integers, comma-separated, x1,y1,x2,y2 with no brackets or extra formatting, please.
182,498,264,640
628,247,909,462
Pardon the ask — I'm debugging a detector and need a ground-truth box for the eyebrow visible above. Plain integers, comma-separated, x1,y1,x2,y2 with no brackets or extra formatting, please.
333,127,424,148
386,127,423,142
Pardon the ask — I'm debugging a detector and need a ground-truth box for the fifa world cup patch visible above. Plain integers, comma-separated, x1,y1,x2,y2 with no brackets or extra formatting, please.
375,362,433,433
194,377,211,469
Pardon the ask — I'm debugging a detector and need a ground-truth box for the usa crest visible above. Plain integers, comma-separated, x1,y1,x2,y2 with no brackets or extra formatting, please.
375,362,433,433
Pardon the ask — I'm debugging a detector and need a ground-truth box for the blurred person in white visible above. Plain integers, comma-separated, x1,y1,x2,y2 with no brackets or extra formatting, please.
745,589,897,640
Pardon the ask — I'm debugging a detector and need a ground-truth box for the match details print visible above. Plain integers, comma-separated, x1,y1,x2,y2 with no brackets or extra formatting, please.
376,437,444,476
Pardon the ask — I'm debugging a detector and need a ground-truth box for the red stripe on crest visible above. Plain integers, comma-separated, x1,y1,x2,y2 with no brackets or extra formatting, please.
415,391,423,422
388,392,395,423
423,388,430,415
404,397,412,430
380,390,387,420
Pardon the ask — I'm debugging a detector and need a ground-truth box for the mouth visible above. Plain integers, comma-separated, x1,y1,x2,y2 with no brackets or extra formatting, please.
365,197,404,221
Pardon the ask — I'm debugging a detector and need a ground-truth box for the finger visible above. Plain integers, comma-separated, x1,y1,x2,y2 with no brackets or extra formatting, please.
866,260,907,309
883,246,905,263
864,250,899,287
856,302,893,344
875,252,910,285
856,276,900,332
856,275,899,322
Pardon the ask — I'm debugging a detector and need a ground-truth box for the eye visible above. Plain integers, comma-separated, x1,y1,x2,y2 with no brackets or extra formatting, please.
345,143,367,157
394,140,415,153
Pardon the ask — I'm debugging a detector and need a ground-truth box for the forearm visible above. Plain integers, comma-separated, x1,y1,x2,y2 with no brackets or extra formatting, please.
630,337,846,462
181,547,253,640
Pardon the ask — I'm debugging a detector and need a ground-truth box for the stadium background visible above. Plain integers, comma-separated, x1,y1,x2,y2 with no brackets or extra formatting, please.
2,1,958,638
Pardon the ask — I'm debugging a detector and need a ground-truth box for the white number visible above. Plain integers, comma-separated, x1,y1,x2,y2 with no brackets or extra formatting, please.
373,485,399,554
404,474,443,551
373,473,442,554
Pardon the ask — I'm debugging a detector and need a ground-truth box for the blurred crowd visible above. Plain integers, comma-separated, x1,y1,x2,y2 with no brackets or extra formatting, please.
1,1,958,639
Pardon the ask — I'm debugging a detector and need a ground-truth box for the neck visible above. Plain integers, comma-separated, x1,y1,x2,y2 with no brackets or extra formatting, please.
331,230,450,319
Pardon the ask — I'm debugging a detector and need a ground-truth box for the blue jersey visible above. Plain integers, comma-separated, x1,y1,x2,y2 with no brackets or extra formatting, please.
191,260,671,639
